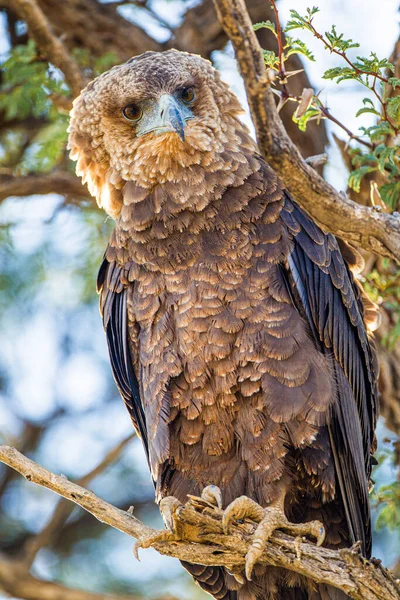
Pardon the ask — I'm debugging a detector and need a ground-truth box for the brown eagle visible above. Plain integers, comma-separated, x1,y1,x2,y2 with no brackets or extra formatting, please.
68,50,379,600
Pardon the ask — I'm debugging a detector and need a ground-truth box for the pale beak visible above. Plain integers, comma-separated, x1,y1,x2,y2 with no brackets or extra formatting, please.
137,94,192,141
158,94,186,141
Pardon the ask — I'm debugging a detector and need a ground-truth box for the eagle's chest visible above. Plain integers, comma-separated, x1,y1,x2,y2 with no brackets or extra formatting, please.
131,246,315,423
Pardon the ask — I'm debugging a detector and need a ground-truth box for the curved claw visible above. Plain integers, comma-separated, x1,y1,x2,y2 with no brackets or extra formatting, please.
223,496,265,535
202,485,223,509
133,539,142,561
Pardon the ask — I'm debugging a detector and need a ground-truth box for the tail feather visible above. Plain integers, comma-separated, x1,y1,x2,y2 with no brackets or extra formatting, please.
181,562,349,600
181,561,237,600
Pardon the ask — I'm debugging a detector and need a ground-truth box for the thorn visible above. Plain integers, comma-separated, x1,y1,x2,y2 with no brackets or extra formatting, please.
127,506,134,514
276,95,289,113
270,87,282,97
285,68,305,78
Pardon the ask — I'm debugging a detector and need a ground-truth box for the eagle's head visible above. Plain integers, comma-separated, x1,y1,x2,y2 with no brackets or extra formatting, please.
68,50,247,218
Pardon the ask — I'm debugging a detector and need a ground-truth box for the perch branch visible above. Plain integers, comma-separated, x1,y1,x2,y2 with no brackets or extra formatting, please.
1,0,85,97
1,445,399,600
22,434,135,569
212,0,400,262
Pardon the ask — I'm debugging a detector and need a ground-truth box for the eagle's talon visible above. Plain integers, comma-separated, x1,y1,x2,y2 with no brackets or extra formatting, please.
222,496,325,581
201,485,223,509
159,496,183,533
222,496,265,535
133,528,179,560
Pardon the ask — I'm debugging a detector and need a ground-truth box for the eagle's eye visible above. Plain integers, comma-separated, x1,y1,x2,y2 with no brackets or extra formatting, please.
122,104,143,122
179,87,196,104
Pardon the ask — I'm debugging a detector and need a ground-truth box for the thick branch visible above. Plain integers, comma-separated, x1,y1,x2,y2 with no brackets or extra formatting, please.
0,172,92,203
0,0,85,97
212,0,400,262
1,445,399,600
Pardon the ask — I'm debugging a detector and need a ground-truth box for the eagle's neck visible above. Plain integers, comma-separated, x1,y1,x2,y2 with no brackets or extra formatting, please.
113,120,265,270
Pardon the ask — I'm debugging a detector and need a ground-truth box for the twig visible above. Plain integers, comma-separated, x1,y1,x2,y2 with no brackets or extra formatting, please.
0,445,399,600
317,100,374,149
1,0,85,97
212,0,400,262
0,172,92,203
22,434,135,569
306,19,388,84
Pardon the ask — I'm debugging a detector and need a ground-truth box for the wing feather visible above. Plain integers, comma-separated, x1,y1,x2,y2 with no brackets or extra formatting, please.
97,255,149,461
282,195,378,557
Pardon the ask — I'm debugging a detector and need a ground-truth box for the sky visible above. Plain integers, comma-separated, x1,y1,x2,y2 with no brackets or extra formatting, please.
0,1,399,598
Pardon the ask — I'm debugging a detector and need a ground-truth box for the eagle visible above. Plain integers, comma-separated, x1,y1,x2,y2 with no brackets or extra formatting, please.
68,50,379,600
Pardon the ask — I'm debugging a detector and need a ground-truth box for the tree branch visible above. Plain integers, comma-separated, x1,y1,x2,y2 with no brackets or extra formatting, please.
1,445,399,600
212,0,400,263
21,434,135,569
0,172,92,203
0,0,85,98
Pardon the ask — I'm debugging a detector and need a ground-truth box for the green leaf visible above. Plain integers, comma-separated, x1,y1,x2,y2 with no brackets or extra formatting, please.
322,66,362,84
360,121,395,142
262,49,279,69
292,107,321,132
379,181,400,209
353,54,394,76
324,24,360,52
285,7,320,32
285,37,315,61
387,96,400,127
355,98,380,118
348,166,377,192
355,106,381,117
373,144,398,174
253,20,277,36
388,77,400,89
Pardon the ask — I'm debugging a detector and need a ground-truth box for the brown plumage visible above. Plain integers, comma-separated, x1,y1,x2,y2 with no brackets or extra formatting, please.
68,50,379,600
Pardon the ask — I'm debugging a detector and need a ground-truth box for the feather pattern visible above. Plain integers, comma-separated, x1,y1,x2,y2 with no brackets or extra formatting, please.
282,195,378,557
97,256,149,462
70,50,381,600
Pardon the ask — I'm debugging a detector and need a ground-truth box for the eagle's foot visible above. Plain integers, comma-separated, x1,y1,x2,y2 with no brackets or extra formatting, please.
222,496,325,581
133,496,182,560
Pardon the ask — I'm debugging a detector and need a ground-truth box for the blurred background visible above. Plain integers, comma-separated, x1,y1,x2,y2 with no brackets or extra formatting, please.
0,0,399,599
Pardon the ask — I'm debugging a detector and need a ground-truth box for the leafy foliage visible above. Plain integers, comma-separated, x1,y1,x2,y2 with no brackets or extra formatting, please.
363,261,400,349
257,6,400,347
280,8,400,208
372,449,400,532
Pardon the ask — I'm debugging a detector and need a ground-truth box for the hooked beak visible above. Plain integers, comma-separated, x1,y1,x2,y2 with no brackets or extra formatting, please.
137,94,193,141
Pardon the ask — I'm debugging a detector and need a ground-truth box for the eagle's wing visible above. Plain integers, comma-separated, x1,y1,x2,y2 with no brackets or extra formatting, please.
97,255,149,462
281,194,378,557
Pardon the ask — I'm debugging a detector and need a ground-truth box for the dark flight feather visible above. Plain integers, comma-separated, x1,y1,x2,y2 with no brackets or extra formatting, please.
97,256,149,462
282,195,378,557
